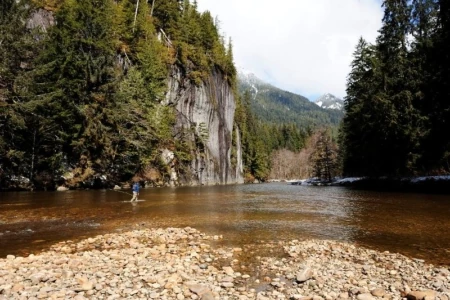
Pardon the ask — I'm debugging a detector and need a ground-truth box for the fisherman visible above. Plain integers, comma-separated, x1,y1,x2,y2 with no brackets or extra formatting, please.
130,181,140,202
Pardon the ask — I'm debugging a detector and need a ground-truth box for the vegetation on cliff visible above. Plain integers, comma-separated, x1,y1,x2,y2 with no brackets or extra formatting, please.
0,0,235,190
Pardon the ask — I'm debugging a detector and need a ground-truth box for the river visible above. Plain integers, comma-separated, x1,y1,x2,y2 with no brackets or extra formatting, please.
0,183,449,265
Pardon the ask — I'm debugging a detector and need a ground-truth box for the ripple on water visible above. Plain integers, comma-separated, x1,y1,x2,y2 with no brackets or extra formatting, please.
1,183,450,265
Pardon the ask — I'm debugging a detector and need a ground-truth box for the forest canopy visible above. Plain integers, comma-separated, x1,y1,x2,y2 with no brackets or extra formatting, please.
0,0,235,190
340,0,450,177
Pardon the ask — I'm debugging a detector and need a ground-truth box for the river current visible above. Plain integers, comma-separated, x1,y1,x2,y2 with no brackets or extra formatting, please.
1,183,449,265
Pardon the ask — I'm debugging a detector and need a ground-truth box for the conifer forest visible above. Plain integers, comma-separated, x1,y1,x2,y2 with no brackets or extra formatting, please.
340,0,450,177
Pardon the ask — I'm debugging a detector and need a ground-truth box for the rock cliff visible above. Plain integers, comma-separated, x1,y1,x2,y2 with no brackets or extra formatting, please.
9,7,244,189
165,67,244,185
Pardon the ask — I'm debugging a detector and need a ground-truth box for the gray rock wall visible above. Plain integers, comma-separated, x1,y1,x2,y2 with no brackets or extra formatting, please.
165,67,244,185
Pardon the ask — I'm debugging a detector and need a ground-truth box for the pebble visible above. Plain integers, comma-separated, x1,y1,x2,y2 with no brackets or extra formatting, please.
0,228,446,300
296,267,313,283
357,293,375,300
371,288,386,297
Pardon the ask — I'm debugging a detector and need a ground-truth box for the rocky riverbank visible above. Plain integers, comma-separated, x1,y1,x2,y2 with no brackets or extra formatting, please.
0,227,449,300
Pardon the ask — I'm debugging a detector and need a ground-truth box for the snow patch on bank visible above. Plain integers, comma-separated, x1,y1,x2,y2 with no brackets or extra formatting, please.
333,177,362,184
410,175,450,183
288,175,450,187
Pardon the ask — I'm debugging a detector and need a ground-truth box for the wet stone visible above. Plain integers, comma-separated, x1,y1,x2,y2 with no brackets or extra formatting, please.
0,228,445,300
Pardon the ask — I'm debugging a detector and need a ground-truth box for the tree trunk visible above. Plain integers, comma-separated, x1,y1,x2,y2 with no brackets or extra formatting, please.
133,0,140,33
30,128,37,182
150,0,155,16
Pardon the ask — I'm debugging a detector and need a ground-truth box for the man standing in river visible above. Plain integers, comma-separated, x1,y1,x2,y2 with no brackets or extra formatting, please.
130,181,140,202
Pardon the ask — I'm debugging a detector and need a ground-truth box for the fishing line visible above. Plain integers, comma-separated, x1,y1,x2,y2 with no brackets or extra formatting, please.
110,189,133,196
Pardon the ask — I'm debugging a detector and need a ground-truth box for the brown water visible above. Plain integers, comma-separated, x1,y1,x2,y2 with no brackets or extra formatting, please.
1,183,449,265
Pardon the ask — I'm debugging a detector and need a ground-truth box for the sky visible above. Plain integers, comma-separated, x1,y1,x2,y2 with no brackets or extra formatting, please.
196,0,383,101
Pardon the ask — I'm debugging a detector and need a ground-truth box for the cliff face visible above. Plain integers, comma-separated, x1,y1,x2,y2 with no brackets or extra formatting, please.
165,67,244,185
7,7,243,189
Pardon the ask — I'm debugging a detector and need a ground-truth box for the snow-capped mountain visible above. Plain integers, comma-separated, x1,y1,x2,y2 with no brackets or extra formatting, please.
237,68,268,99
237,70,344,128
314,94,344,110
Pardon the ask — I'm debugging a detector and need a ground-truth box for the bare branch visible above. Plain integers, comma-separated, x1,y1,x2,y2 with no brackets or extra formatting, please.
133,0,140,33
159,29,172,47
150,0,155,16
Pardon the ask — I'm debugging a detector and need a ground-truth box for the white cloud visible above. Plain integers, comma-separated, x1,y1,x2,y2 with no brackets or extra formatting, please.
196,0,383,100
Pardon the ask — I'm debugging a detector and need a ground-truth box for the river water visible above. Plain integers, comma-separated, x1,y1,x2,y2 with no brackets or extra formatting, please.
1,183,449,265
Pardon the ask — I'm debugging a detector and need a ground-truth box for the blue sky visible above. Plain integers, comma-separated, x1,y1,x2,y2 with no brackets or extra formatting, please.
197,0,384,101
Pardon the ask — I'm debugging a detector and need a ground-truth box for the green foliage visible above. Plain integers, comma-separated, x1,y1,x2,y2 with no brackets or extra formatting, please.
152,0,235,86
235,91,311,182
310,130,339,182
1,0,206,189
0,0,333,188
25,0,118,183
0,0,41,186
341,0,450,177
238,78,343,129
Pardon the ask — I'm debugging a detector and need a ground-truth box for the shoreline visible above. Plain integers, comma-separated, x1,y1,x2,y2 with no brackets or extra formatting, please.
287,176,450,194
0,228,448,300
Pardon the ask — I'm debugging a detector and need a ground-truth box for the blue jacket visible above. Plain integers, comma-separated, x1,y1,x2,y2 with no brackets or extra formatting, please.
132,183,140,193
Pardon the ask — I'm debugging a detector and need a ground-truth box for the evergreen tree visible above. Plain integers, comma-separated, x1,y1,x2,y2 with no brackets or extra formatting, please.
24,0,118,186
133,1,168,101
341,38,378,175
152,0,182,41
374,0,423,175
199,11,219,52
422,0,450,171
408,0,439,170
225,37,236,84
235,91,270,181
342,0,423,176
0,0,39,186
310,130,338,182
341,0,450,176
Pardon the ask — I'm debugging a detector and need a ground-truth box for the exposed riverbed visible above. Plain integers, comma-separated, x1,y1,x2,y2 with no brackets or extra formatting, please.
0,228,449,300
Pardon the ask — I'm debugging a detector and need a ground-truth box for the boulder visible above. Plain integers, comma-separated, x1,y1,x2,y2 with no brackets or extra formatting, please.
56,186,68,192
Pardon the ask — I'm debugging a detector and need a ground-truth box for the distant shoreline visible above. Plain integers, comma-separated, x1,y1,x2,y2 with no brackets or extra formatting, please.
286,176,450,194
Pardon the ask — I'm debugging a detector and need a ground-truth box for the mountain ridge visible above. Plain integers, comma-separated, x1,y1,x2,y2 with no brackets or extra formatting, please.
237,70,344,129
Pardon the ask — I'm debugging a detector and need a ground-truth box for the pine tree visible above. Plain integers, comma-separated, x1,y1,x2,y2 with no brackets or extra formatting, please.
341,0,450,176
310,130,338,182
341,38,379,176
0,0,39,185
422,0,450,171
374,0,422,175
225,37,237,83
408,0,439,171
25,0,118,185
152,0,182,40
437,0,450,169
133,1,168,101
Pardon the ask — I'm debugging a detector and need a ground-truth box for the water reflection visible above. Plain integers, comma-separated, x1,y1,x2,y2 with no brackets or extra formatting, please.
1,183,449,265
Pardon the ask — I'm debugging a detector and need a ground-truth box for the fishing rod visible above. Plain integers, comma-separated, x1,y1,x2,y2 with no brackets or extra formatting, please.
110,189,133,196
